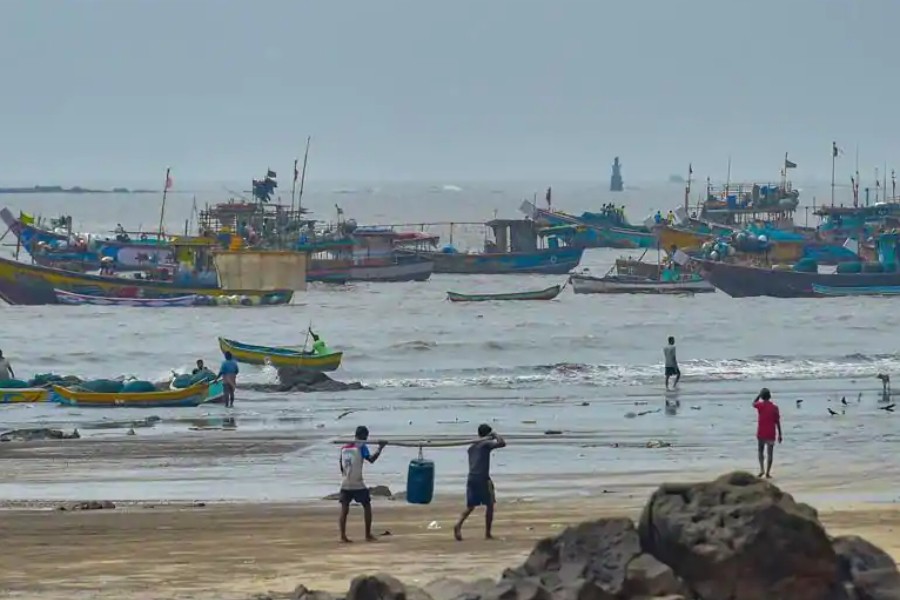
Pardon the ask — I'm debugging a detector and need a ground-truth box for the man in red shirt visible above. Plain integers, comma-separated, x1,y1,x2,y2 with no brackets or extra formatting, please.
753,387,782,478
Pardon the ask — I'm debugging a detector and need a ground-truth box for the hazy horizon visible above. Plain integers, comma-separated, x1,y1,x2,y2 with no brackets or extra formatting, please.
2,0,898,184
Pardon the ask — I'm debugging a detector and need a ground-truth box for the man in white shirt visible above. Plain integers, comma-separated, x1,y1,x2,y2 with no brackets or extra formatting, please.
664,336,680,390
338,426,386,543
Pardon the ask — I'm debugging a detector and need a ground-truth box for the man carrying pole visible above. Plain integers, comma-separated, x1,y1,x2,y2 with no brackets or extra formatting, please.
454,424,506,541
339,426,386,543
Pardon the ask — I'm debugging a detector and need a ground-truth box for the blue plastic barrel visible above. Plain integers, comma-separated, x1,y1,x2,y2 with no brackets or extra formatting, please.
406,459,435,504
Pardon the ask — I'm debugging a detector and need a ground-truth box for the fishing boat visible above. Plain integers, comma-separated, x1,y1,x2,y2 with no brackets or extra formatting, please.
307,226,434,282
522,201,656,249
52,382,209,408
811,284,900,297
447,284,562,302
398,219,584,274
695,233,900,298
0,255,294,306
218,337,343,371
570,273,714,294
54,289,198,307
0,388,50,403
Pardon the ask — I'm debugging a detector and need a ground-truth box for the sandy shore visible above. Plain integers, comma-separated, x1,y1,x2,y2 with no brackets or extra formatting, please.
1,494,899,600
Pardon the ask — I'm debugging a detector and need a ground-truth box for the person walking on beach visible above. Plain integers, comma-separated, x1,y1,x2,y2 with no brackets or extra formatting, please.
753,387,782,478
217,351,239,408
664,336,680,390
339,425,386,543
454,424,506,541
0,349,15,380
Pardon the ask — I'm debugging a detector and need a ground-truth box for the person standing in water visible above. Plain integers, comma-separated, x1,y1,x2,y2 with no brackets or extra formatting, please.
753,387,782,478
664,336,680,390
339,425,386,543
454,424,506,541
217,351,239,408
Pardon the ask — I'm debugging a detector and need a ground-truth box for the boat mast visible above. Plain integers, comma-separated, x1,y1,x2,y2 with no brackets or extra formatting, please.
157,167,172,245
684,163,692,214
831,141,838,207
296,136,311,215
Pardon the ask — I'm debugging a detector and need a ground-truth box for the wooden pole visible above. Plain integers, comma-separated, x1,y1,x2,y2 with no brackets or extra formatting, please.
157,167,171,245
331,437,485,448
297,136,311,214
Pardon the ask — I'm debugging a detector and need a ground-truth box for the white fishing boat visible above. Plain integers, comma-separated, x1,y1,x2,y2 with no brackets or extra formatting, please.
569,274,715,295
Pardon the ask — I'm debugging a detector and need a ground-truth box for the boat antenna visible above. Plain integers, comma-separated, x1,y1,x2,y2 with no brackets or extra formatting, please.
157,167,172,245
296,136,312,215
684,163,693,214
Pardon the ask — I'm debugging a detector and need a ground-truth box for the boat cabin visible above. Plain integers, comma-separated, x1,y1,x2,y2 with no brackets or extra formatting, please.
700,181,799,228
198,200,308,250
483,219,575,254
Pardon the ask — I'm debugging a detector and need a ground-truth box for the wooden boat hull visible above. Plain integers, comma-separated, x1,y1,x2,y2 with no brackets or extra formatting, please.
55,289,198,307
309,258,433,283
570,274,715,294
0,388,51,403
218,337,343,371
0,256,293,306
696,259,900,298
615,258,663,279
52,383,208,408
812,284,900,297
447,284,562,302
400,246,583,274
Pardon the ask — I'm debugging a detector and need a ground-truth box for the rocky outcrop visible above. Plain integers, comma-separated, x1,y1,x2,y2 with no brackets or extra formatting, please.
638,471,843,600
244,367,367,393
278,471,900,600
0,428,80,442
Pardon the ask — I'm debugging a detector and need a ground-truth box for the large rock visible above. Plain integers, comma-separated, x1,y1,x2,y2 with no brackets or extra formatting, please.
833,536,900,600
347,574,430,600
276,367,366,393
505,518,642,597
423,577,497,600
638,471,847,600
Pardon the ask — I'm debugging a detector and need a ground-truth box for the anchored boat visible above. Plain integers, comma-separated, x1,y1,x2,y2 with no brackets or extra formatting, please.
52,383,209,408
570,273,714,295
447,284,562,302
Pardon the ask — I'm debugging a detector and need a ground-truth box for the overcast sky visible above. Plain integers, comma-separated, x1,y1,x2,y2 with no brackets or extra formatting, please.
0,0,897,185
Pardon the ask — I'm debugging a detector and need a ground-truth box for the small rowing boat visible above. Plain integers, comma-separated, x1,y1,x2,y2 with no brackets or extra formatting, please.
218,337,343,372
447,284,562,302
52,382,209,408
0,388,50,403
54,289,198,307
570,274,715,295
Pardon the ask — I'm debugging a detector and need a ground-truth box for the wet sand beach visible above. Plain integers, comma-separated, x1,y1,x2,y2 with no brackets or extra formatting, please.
1,492,899,600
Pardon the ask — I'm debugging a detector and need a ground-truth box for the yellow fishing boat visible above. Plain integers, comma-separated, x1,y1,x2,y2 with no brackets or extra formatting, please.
218,337,343,372
52,382,209,408
0,388,51,403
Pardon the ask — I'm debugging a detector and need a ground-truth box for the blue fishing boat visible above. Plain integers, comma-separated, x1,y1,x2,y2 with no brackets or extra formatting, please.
398,219,584,274
521,201,655,249
812,284,900,297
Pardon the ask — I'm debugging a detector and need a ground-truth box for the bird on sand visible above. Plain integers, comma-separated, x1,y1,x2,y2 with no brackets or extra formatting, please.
841,396,848,406
828,408,839,416
879,404,895,412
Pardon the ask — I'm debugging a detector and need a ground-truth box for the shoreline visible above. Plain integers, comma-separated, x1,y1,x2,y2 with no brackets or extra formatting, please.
0,494,898,600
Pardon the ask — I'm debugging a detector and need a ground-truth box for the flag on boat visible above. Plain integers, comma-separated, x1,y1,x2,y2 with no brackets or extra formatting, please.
19,211,34,226
267,169,277,179
833,142,843,158
545,186,552,207
784,156,797,169
165,173,173,190
293,159,299,183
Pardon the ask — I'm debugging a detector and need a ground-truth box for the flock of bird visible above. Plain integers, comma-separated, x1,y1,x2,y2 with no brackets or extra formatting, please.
797,375,896,416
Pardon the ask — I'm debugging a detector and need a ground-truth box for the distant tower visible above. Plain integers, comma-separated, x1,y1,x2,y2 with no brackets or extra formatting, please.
610,157,624,192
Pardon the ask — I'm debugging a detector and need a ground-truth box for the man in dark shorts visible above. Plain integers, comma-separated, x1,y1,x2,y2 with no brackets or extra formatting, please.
338,425,386,542
664,336,680,390
753,388,782,478
454,424,506,541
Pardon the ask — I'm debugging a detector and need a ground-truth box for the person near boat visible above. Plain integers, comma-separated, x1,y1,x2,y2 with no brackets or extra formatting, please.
454,424,506,541
753,388,782,478
664,336,680,389
0,349,15,379
339,425,386,543
217,351,239,408
192,359,212,376
311,331,330,355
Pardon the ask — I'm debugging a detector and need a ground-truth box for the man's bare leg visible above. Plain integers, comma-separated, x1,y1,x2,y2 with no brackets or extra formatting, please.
454,507,474,541
485,503,495,540
364,503,376,541
757,440,765,477
765,444,774,478
339,502,352,543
